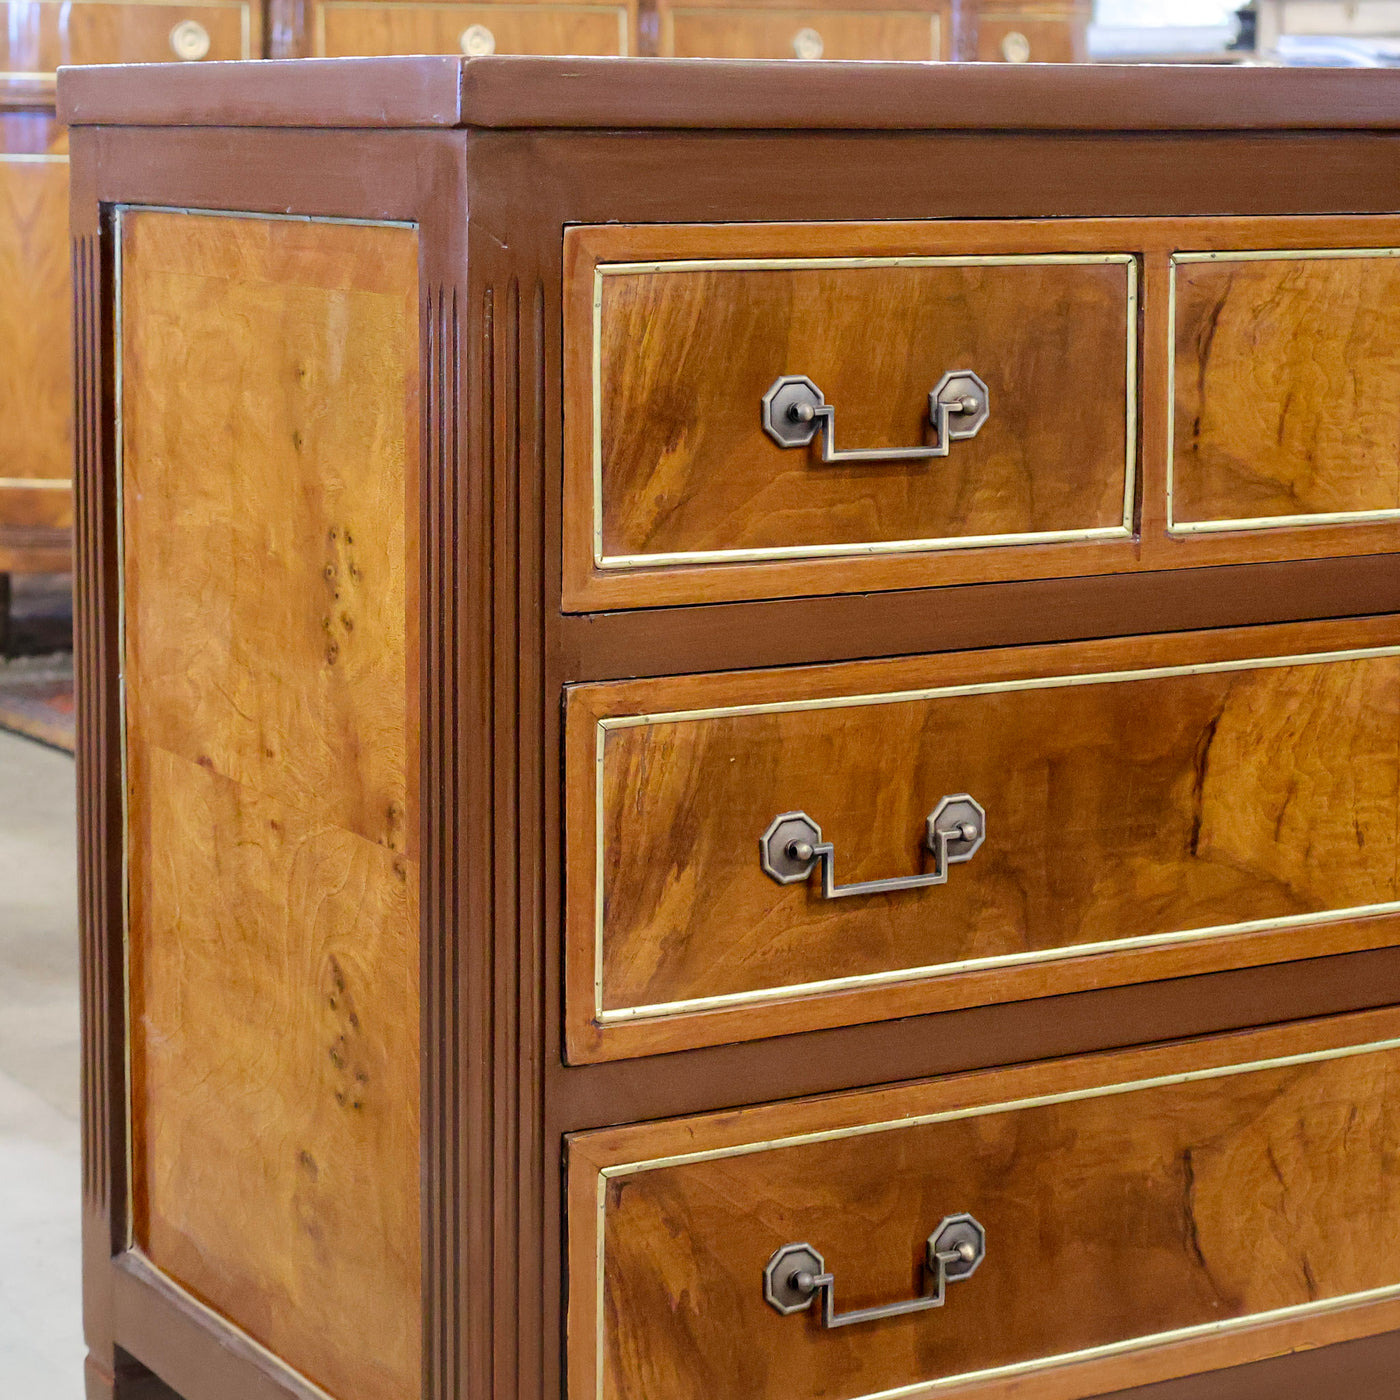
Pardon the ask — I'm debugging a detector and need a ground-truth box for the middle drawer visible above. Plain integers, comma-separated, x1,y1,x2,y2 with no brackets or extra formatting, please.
565,615,1400,1061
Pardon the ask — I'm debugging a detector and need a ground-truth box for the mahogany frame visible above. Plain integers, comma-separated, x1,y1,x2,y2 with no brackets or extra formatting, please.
61,55,1400,1400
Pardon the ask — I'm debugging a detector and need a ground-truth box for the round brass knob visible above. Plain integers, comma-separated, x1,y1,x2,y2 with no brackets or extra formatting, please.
460,22,497,55
1000,30,1031,63
169,18,212,61
792,26,824,59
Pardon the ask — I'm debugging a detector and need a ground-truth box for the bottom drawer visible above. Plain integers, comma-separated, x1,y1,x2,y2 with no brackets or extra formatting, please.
568,1009,1400,1400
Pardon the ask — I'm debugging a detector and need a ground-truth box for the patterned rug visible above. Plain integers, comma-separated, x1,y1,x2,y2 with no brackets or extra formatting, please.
0,575,74,753
0,657,75,753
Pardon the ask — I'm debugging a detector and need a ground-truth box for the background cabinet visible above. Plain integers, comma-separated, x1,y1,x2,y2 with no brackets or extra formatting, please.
0,78,71,588
0,2,261,639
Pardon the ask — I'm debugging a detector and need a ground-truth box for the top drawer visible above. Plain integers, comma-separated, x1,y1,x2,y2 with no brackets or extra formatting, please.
564,220,1137,610
564,217,1400,611
1,0,256,71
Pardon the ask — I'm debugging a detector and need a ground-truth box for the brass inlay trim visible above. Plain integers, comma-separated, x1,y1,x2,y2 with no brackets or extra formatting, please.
588,253,1138,570
590,642,1400,1024
1167,246,1400,536
585,1033,1400,1400
114,205,132,1250
0,477,72,488
0,154,69,165
124,1252,338,1400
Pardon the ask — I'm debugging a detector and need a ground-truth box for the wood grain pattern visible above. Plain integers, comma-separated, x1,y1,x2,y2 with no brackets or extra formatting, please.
971,4,1089,63
564,216,1400,611
121,210,421,1400
0,115,72,567
566,614,1400,1061
589,249,1131,560
316,1,632,57
659,4,943,59
1172,252,1400,529
568,1008,1400,1400
0,0,255,71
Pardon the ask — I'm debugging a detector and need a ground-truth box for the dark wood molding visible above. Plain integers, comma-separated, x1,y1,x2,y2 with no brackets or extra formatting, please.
57,54,1400,133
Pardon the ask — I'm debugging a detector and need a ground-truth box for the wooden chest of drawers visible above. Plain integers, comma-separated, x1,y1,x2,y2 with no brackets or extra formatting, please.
61,55,1400,1400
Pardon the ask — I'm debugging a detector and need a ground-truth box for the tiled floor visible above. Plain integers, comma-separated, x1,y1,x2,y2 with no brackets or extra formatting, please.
0,727,85,1397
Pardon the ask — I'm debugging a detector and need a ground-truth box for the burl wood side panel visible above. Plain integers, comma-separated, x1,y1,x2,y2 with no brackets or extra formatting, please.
121,211,421,1400
581,241,1131,561
568,1009,1400,1400
566,615,1400,1060
0,118,72,569
316,1,633,57
1172,252,1400,531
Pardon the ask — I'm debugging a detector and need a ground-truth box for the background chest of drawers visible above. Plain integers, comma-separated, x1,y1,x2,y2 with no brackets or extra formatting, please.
0,0,259,627
62,54,1400,1400
280,0,1087,60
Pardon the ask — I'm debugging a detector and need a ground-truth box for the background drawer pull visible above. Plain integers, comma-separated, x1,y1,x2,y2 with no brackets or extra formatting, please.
460,23,497,55
761,795,985,898
791,26,824,58
764,1215,986,1327
762,370,989,464
169,19,212,60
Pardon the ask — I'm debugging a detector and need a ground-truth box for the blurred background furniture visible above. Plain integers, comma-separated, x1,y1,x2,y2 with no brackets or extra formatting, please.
0,75,72,651
0,2,262,653
272,0,1089,60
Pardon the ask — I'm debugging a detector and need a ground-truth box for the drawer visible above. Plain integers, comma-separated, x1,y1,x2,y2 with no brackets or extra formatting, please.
660,5,943,59
565,615,1400,1061
1172,247,1400,535
0,0,254,71
567,1009,1400,1400
973,7,1088,63
316,0,632,54
564,220,1137,610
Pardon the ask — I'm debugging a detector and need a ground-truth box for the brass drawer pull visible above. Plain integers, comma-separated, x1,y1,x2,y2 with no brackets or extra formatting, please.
762,370,988,464
764,1214,986,1327
792,26,824,59
761,795,984,898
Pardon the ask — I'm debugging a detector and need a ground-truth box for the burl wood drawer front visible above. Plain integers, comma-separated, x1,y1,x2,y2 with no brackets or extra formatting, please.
660,6,942,59
565,615,1400,1061
567,1009,1400,1400
564,221,1136,611
1171,248,1400,536
316,0,631,55
0,0,254,71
